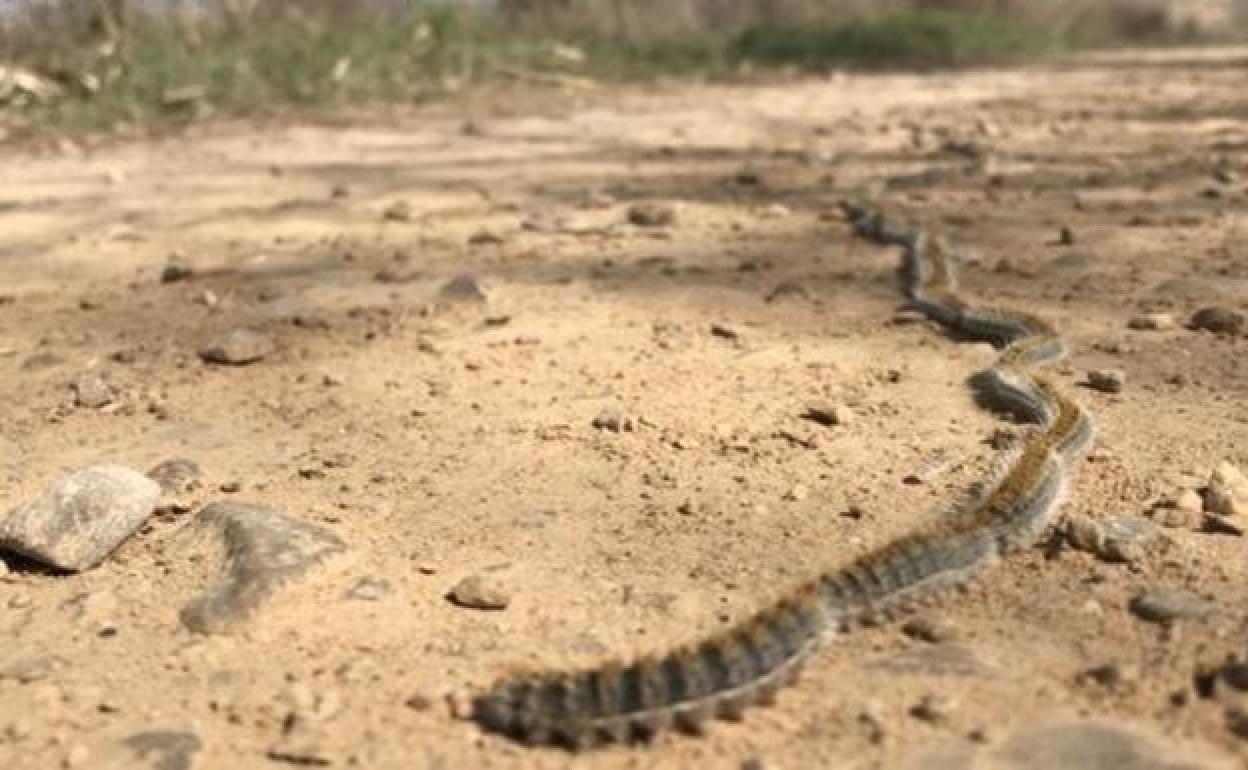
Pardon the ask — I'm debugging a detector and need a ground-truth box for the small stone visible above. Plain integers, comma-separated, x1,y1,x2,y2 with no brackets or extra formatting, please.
1129,589,1218,624
381,200,414,222
1086,369,1125,393
343,577,392,602
1127,313,1175,331
1205,461,1248,521
0,655,63,684
710,323,741,341
330,184,349,199
73,373,115,408
161,255,194,284
784,484,808,502
902,616,959,644
404,691,434,711
124,730,203,770
198,328,275,365
1077,661,1138,690
766,281,812,303
437,273,486,303
1175,489,1204,514
0,466,160,571
802,401,852,427
1057,226,1075,246
374,261,422,284
1065,514,1158,563
627,202,675,227
591,408,633,433
1189,306,1244,334
911,693,955,725
179,502,347,634
447,574,510,610
147,458,202,499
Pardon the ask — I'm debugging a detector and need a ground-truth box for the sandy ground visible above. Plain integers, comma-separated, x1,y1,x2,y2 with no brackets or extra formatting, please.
1,46,1246,770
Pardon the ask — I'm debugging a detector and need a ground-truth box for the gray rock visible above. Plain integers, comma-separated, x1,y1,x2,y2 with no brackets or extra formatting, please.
343,576,392,602
147,458,202,497
0,466,160,571
179,502,347,634
447,573,510,610
1129,589,1218,624
867,643,988,677
198,329,275,365
1189,306,1244,335
124,730,203,770
437,273,486,303
1065,514,1159,563
73,373,115,408
992,719,1231,770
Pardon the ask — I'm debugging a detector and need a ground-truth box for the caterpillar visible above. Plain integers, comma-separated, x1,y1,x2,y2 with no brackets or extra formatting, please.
471,201,1094,750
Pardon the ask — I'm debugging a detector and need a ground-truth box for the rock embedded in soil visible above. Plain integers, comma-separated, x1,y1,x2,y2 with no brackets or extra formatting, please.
626,202,675,227
1086,369,1125,393
160,254,194,284
437,273,487,303
72,373,115,408
591,407,633,433
1065,514,1158,563
447,573,510,610
198,328,275,365
179,502,347,634
0,466,160,571
147,458,202,497
124,730,202,770
1127,313,1175,331
1189,306,1244,334
1129,589,1218,624
802,401,853,427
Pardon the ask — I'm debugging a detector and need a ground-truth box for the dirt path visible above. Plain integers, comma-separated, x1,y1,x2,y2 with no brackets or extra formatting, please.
1,46,1246,770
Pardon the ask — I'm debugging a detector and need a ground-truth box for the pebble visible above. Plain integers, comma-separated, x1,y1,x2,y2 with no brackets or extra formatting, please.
124,730,203,770
626,202,675,227
911,693,955,725
1077,661,1138,690
0,466,160,571
447,573,510,610
765,281,812,303
161,254,194,283
381,200,414,222
1057,225,1076,245
902,616,959,644
1086,369,1125,393
374,261,423,284
1205,461,1248,525
179,501,347,633
591,407,633,433
147,458,202,498
343,576,392,602
976,719,1235,770
73,373,115,408
0,655,63,684
1127,313,1175,331
802,401,853,427
1064,514,1158,563
198,328,276,365
1129,589,1218,624
1189,306,1244,334
437,273,487,303
710,323,741,341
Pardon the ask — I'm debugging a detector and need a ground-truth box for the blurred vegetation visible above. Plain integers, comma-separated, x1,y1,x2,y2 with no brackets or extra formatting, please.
1,0,1245,136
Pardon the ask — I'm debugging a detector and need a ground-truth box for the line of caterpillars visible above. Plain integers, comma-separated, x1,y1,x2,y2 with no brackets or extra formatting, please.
470,201,1095,750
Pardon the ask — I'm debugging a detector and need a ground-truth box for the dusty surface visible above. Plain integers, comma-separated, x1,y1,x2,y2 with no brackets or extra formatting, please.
1,46,1247,770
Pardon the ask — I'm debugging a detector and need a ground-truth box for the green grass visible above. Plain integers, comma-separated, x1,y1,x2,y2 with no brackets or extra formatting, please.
734,10,1065,70
2,5,1078,136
